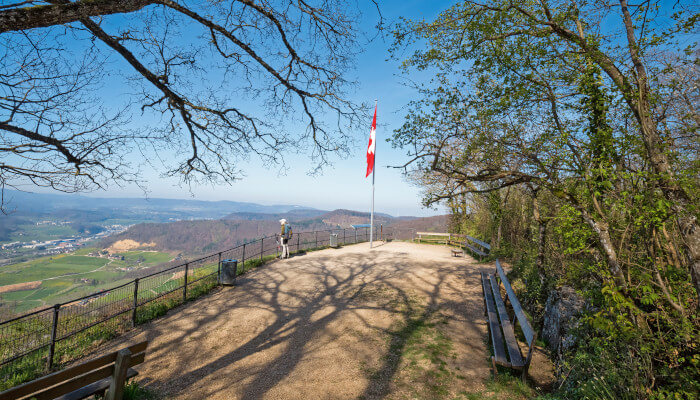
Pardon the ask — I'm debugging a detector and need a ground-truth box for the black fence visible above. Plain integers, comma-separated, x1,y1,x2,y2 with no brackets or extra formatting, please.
0,225,416,389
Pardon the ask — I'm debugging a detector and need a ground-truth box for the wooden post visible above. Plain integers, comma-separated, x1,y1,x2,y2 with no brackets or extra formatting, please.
106,348,132,400
47,303,60,370
260,237,264,261
131,279,139,327
297,233,300,253
315,231,318,248
183,263,189,302
343,228,346,244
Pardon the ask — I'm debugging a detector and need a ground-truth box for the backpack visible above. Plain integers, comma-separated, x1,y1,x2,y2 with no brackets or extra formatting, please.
281,224,292,239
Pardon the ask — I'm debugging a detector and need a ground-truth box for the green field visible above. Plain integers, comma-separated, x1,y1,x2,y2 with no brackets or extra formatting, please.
0,250,173,313
4,224,79,244
115,251,173,264
0,255,108,285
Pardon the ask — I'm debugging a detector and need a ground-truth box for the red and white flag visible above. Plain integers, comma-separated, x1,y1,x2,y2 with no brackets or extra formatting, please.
365,105,377,177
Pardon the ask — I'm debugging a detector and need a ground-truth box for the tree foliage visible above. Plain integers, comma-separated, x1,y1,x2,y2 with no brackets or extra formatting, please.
0,0,374,199
391,0,699,397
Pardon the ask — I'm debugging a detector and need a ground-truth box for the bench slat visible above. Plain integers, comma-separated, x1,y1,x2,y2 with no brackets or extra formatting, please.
481,272,508,366
465,235,491,251
0,341,147,400
54,368,138,400
496,260,535,345
489,274,524,367
466,244,487,257
11,352,144,400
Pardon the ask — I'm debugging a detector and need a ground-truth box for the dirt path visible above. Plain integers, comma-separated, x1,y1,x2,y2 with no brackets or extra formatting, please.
100,242,500,399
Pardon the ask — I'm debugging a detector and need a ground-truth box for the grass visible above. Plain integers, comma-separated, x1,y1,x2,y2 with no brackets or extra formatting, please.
357,282,544,400
123,380,158,400
392,311,456,398
0,254,108,285
116,251,173,264
72,247,99,256
458,373,536,400
359,288,459,399
0,250,173,313
7,224,78,243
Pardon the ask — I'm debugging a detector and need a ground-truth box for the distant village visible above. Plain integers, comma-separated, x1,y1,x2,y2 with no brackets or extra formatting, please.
0,223,129,266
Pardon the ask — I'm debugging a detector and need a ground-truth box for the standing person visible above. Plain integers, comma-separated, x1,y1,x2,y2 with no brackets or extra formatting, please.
279,219,292,259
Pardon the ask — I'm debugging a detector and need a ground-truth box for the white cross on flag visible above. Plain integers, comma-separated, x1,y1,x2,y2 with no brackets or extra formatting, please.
365,105,377,178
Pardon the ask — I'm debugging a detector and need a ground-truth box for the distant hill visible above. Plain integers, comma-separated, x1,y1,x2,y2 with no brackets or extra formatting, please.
386,215,449,233
0,189,322,242
99,218,333,255
101,209,447,255
223,208,327,221
311,209,396,228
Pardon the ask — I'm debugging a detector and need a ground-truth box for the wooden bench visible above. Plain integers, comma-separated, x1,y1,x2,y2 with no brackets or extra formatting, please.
415,231,451,244
465,235,491,259
0,341,148,400
481,260,536,381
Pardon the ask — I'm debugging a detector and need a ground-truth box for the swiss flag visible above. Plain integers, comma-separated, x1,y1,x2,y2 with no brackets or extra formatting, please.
366,105,377,177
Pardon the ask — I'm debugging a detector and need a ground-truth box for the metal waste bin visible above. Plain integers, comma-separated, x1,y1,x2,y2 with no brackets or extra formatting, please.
330,233,338,248
220,259,238,286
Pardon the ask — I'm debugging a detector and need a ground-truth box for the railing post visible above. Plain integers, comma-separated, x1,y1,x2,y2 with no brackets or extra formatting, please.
260,237,264,261
217,252,222,284
47,303,60,370
343,228,346,244
241,243,246,273
315,231,318,248
183,263,189,302
131,278,139,327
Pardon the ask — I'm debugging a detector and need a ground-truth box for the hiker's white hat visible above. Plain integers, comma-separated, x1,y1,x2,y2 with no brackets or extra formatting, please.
279,219,287,224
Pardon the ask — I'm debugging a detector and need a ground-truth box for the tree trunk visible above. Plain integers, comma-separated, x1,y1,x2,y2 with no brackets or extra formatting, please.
678,216,700,303
618,0,700,301
579,209,628,291
533,195,547,287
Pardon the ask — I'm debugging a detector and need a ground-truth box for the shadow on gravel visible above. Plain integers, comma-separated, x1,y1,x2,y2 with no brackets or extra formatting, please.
123,246,487,399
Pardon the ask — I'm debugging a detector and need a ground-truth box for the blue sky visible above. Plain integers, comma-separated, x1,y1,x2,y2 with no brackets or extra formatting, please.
14,0,692,217
57,1,452,217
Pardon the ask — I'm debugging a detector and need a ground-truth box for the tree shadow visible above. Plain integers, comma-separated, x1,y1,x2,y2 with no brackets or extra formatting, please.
101,243,488,399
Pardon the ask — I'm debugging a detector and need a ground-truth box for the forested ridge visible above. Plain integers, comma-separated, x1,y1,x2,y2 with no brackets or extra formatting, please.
391,1,699,398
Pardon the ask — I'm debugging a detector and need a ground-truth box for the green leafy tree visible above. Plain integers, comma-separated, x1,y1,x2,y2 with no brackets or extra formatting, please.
390,1,699,397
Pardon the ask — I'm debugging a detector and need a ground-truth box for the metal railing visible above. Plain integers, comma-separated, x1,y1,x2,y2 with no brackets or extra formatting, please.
0,225,412,388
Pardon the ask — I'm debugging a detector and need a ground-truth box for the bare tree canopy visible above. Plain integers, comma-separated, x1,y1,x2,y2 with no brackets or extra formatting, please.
0,0,372,196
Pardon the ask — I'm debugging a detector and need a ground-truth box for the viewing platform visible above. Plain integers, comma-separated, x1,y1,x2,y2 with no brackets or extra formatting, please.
88,242,505,399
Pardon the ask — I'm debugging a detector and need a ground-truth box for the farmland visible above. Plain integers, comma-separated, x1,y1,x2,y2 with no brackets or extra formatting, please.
0,249,174,314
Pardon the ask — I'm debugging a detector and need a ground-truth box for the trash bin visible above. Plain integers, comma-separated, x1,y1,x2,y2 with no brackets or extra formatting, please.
330,233,338,248
220,259,238,286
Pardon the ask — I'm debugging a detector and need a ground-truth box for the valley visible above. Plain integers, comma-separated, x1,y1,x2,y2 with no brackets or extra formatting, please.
0,191,447,319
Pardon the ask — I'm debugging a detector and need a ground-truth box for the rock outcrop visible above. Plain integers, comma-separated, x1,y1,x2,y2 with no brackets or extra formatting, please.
542,286,585,359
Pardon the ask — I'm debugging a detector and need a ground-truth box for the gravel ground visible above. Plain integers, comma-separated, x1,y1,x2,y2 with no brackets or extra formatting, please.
98,242,501,399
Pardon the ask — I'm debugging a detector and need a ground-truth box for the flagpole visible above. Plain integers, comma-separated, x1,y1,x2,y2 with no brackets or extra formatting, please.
370,99,377,249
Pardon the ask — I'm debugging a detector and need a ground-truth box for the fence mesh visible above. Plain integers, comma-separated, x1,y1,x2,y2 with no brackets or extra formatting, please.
0,308,53,385
0,226,392,390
